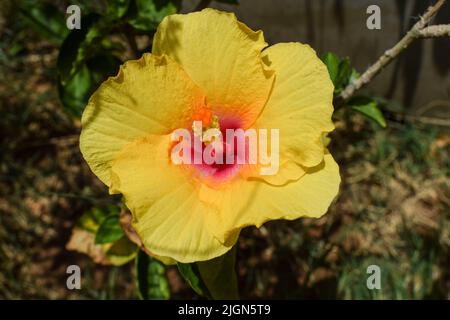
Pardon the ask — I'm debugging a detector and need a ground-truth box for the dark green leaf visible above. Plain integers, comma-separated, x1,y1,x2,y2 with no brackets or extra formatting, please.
19,2,68,44
107,0,131,19
349,68,360,83
77,207,106,233
105,236,138,266
335,57,352,92
197,246,238,299
58,64,92,117
321,52,354,94
58,53,121,117
57,13,113,84
77,205,120,233
57,13,99,84
178,247,239,299
95,214,125,244
348,96,387,128
58,42,122,117
136,251,170,300
177,263,210,297
321,52,340,85
126,0,180,33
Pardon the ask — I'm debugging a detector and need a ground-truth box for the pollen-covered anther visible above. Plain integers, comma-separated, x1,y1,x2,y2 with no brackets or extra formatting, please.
192,108,220,143
192,107,213,127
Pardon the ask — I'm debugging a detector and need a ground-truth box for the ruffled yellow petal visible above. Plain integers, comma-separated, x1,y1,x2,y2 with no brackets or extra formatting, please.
255,43,334,170
110,135,237,263
201,152,340,243
153,8,274,127
260,160,306,186
240,158,306,186
80,53,205,186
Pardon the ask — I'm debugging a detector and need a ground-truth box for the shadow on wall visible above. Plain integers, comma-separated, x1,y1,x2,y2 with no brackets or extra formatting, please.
183,0,450,116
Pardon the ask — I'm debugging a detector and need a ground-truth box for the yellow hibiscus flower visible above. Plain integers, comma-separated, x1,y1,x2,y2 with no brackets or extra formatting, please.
80,8,340,263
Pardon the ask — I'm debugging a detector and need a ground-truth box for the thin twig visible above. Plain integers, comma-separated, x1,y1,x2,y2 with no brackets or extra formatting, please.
416,99,450,115
418,24,450,38
337,0,448,103
405,115,450,127
387,112,450,127
24,190,116,204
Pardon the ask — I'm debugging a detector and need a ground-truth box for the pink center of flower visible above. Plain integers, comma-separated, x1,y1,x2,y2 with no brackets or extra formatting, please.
192,117,244,184
185,111,248,184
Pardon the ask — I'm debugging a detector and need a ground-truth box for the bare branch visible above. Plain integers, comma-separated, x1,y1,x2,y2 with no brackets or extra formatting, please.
338,0,448,103
418,25,450,38
414,0,446,29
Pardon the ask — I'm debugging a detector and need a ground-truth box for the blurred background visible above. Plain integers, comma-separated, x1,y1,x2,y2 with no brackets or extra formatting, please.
0,0,449,299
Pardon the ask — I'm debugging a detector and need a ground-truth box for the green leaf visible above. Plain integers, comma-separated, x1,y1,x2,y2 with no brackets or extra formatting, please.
57,13,115,85
19,2,68,44
77,209,103,233
321,52,353,94
335,57,352,92
58,64,92,117
126,0,180,33
105,236,138,266
70,206,135,266
177,263,210,297
76,205,120,233
57,13,100,84
57,19,96,117
197,246,239,299
349,68,360,83
348,96,387,128
321,52,340,85
135,251,170,300
95,214,125,244
107,0,131,19
178,247,239,299
58,52,121,117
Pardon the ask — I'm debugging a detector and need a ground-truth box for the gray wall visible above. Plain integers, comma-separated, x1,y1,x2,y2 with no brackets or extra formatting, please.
183,0,450,116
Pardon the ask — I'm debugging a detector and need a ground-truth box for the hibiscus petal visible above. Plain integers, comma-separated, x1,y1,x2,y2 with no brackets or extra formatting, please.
110,135,237,263
201,152,340,244
153,8,274,128
256,43,334,170
80,53,206,186
258,160,306,186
